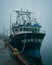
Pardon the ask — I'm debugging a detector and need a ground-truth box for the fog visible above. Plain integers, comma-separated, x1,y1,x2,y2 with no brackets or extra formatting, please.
0,0,52,65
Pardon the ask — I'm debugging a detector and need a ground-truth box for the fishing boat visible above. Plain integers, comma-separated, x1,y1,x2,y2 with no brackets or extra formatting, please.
10,9,46,65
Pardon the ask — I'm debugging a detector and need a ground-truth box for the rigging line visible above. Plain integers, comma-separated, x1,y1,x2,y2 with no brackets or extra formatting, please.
21,0,23,9
23,0,25,11
33,0,36,19
21,0,24,10
33,0,34,18
35,7,36,19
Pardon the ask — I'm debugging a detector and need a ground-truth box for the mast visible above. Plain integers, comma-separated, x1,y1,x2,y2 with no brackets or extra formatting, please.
3,26,5,37
10,14,12,35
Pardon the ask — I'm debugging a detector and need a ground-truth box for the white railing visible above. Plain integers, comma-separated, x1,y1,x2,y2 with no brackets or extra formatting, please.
13,30,46,35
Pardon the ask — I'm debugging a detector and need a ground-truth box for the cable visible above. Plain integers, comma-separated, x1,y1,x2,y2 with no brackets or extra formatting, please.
19,34,26,54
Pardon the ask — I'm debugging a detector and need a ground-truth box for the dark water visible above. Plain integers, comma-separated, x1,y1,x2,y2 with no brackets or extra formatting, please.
40,40,52,65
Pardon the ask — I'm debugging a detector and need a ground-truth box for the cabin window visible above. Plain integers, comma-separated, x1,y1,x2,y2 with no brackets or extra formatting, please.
23,28,26,31
31,28,35,32
35,28,37,32
25,28,27,31
34,28,37,32
15,28,18,31
29,28,31,31
20,28,22,31
37,28,40,32
26,28,28,31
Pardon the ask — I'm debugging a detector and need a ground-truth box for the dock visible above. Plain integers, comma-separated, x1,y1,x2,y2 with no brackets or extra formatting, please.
0,39,20,65
0,38,29,65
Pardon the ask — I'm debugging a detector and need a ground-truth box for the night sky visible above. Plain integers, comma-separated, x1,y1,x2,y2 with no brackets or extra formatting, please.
0,0,52,65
